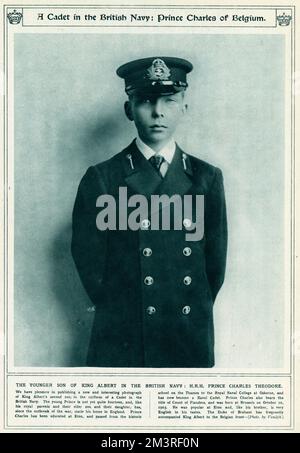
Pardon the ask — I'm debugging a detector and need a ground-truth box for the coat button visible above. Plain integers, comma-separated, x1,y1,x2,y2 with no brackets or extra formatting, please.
183,247,192,256
146,306,156,315
141,219,151,230
144,276,154,285
183,276,192,285
143,248,152,257
182,305,191,315
183,218,192,229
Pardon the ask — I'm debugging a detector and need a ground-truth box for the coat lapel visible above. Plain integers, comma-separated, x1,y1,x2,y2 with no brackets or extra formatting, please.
123,141,163,198
123,141,193,198
157,145,193,197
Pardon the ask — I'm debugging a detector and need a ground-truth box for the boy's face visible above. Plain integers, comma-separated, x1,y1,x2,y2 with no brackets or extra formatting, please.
125,91,187,150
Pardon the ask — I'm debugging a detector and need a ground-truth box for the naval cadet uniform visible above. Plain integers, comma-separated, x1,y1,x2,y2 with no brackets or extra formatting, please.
71,57,228,367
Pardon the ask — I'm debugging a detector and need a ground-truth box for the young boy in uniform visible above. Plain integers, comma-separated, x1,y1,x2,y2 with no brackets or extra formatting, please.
71,56,227,367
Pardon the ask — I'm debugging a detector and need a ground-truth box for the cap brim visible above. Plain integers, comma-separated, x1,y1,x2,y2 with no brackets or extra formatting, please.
127,84,186,96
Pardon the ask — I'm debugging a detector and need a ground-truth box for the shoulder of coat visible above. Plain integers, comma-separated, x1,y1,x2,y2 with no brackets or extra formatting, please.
91,148,125,176
185,152,221,183
93,152,119,171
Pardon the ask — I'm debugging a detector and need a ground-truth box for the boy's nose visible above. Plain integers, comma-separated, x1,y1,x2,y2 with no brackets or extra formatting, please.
152,99,164,117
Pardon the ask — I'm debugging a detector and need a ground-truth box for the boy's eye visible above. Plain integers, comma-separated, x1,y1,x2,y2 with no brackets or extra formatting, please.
166,97,177,102
136,98,151,104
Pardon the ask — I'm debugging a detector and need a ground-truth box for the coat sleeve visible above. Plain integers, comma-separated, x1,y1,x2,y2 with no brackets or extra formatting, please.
204,167,228,302
71,166,108,306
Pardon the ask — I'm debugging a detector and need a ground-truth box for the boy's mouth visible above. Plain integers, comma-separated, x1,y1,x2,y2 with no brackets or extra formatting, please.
150,124,167,129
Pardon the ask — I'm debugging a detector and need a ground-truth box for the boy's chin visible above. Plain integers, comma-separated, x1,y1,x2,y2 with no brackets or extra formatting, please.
146,133,171,144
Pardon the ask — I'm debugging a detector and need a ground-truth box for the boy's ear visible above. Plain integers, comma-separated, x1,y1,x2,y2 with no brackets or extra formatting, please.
124,101,133,121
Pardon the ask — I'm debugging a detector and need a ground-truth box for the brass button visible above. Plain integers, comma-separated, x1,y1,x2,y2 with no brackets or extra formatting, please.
183,276,192,285
183,218,192,229
143,248,152,257
141,219,151,230
182,305,191,315
144,276,154,286
183,247,192,256
146,306,156,315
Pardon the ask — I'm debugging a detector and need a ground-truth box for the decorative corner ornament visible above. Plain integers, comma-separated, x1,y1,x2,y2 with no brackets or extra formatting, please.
277,12,292,26
146,58,171,81
7,9,23,25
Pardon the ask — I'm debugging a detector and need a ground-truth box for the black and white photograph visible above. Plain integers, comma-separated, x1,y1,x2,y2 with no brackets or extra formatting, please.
13,32,287,370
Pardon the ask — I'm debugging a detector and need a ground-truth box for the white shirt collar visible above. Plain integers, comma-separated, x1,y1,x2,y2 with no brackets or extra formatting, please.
135,137,176,164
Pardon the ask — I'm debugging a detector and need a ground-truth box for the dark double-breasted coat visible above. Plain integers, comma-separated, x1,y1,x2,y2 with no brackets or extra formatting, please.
71,140,227,367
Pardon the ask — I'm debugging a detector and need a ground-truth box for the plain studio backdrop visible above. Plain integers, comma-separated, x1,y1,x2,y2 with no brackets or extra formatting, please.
14,32,285,368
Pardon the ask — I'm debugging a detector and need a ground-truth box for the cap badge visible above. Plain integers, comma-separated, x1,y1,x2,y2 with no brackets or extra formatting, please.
146,58,171,81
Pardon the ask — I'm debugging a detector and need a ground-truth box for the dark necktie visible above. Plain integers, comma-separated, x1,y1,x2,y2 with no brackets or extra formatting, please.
149,155,165,176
